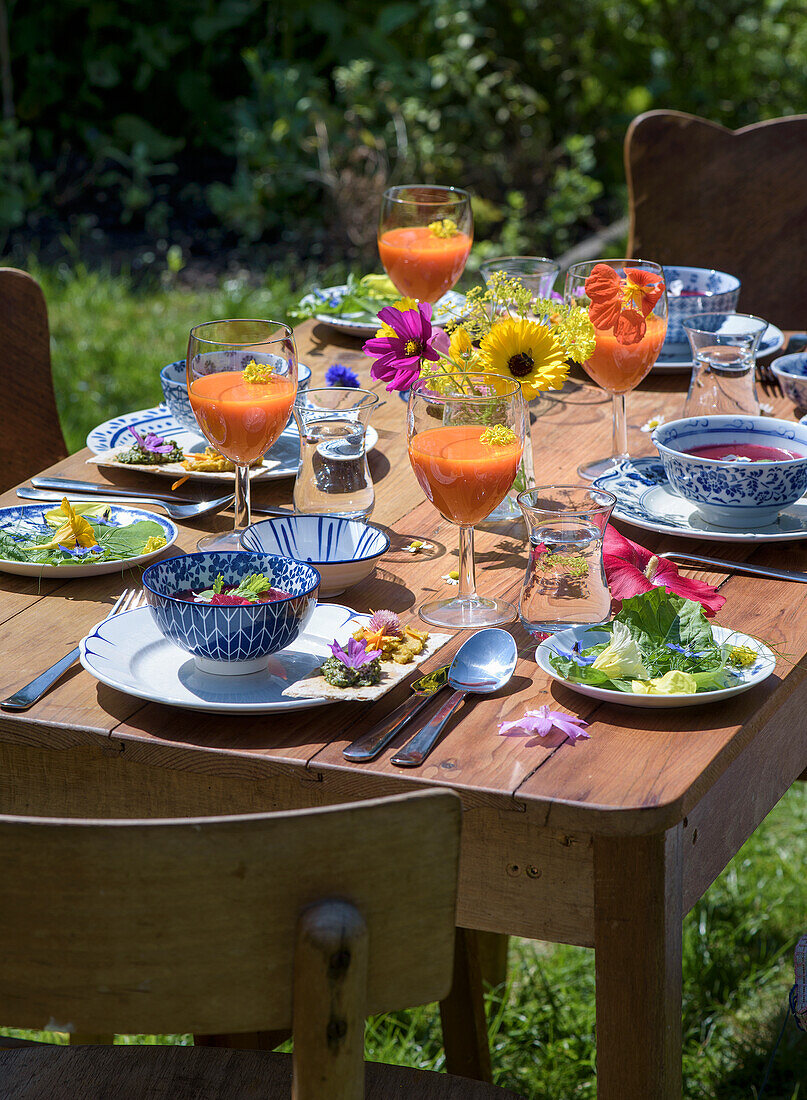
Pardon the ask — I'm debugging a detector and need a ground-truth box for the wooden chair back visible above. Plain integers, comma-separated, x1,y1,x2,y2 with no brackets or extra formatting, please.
0,267,67,490
625,111,807,330
0,790,461,1098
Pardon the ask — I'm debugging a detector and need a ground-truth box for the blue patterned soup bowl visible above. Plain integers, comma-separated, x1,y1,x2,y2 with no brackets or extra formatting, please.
772,354,807,408
663,267,741,346
142,551,320,675
160,359,312,435
241,515,390,597
652,415,807,528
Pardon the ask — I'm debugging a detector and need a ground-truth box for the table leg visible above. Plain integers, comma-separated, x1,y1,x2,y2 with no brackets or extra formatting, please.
439,927,493,1083
594,826,683,1100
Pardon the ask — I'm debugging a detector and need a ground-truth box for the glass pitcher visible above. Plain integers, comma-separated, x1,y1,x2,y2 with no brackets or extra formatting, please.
292,387,379,519
516,486,616,638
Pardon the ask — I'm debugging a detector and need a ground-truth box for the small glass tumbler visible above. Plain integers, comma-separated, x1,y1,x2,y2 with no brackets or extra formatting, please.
683,312,767,417
479,256,560,311
516,486,616,638
292,387,379,519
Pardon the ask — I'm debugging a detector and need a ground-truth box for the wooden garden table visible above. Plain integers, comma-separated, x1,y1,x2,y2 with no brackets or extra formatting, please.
2,319,806,1098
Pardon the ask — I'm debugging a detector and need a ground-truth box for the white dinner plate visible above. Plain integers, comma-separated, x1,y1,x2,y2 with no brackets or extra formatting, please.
80,603,374,713
85,406,377,482
594,457,807,542
536,624,776,708
0,503,178,578
300,284,468,338
653,323,785,374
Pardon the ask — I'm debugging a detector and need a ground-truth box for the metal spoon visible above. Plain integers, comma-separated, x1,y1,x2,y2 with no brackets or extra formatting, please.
391,629,518,768
17,486,234,522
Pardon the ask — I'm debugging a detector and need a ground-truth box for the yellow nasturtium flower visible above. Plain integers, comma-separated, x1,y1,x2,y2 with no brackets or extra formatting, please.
591,622,648,679
38,498,99,551
631,670,698,696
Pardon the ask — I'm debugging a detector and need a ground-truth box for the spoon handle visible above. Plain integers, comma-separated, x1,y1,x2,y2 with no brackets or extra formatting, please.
391,689,466,768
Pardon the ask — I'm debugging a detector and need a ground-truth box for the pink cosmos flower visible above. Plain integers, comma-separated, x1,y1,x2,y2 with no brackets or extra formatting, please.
498,705,590,743
330,636,382,669
131,428,173,454
362,302,450,391
603,526,725,617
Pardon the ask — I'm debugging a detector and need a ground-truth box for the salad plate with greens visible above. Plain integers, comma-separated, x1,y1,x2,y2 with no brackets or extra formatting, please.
0,500,178,578
293,274,467,338
536,588,776,708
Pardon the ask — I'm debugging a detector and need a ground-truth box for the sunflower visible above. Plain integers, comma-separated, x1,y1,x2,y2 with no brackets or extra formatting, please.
478,318,569,399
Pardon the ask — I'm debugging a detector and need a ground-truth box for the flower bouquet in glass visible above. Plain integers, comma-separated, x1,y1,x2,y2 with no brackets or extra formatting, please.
362,273,596,520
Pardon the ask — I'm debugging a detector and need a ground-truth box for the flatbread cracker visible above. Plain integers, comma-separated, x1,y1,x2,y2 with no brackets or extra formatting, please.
281,632,451,702
87,450,274,482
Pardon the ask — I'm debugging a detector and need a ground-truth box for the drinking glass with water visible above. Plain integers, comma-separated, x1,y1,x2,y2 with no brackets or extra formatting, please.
683,313,768,417
516,486,616,638
292,388,379,519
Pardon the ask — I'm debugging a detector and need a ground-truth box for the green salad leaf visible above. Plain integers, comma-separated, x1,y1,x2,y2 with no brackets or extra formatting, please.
290,273,403,323
0,516,168,567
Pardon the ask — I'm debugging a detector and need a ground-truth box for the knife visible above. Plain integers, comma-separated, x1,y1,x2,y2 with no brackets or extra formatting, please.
342,665,451,762
660,551,807,584
32,476,192,503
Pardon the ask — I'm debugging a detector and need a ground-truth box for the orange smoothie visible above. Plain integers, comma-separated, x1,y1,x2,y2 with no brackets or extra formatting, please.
582,314,667,393
378,226,472,302
408,425,522,526
189,371,296,465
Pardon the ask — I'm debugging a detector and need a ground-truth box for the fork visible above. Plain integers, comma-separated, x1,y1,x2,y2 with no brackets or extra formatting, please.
757,358,783,395
17,486,234,521
0,588,147,710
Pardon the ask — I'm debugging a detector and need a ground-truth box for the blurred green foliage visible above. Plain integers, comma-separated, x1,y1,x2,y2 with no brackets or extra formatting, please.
5,0,807,256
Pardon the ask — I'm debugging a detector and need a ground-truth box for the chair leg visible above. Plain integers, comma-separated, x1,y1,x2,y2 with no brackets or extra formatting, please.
476,931,509,991
439,927,493,1083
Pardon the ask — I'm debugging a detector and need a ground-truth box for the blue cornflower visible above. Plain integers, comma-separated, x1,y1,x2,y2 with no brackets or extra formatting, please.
666,642,709,658
552,641,597,666
325,363,360,388
58,543,102,558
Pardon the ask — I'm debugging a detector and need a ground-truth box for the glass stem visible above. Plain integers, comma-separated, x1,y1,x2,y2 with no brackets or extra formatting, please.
234,463,251,531
612,392,629,462
458,525,477,603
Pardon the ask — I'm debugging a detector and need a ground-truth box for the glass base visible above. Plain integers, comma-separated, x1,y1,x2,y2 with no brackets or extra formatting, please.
577,455,628,481
418,595,517,629
196,529,246,551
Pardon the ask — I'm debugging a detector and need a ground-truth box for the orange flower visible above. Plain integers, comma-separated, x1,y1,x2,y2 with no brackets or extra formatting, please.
584,264,664,345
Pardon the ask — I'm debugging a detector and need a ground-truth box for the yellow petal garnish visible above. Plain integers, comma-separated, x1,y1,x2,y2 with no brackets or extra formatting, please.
142,536,167,553
243,358,275,384
428,218,459,239
480,425,519,447
37,498,98,551
631,670,698,695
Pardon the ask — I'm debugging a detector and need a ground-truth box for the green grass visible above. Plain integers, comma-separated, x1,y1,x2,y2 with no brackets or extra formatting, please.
3,262,807,1097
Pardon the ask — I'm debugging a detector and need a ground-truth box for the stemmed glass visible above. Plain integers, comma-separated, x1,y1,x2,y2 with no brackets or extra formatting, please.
564,259,668,480
407,373,527,628
378,186,473,303
187,319,298,550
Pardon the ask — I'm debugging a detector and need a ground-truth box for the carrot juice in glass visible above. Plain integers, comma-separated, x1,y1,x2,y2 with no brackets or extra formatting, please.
564,260,667,480
378,186,472,303
187,319,298,550
407,374,526,628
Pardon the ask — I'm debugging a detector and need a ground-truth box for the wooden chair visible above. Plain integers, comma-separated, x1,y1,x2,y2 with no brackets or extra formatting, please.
0,266,67,491
625,110,807,330
0,791,523,1099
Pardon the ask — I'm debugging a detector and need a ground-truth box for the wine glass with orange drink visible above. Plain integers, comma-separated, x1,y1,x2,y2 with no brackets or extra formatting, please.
564,260,668,480
407,373,526,628
187,319,298,550
378,186,473,303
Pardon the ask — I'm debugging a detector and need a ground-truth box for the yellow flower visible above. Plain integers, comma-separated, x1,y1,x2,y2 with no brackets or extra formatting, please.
142,535,167,553
448,325,476,368
554,305,596,363
631,670,698,696
478,317,569,399
243,358,274,384
375,297,419,338
38,498,99,551
591,621,648,679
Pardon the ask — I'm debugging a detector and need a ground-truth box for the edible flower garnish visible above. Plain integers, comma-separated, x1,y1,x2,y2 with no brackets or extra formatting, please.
325,363,360,388
443,570,460,584
428,217,459,239
552,641,597,667
58,543,102,558
728,644,758,667
38,498,99,552
130,428,174,455
498,705,590,743
319,637,384,688
243,358,274,384
590,620,649,679
330,636,382,669
405,539,425,554
363,301,450,391
631,670,697,695
584,264,665,345
368,609,402,637
479,425,519,447
603,525,725,617
641,414,666,433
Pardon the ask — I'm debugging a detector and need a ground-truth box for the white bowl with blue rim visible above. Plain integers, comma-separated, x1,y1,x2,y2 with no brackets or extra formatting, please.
772,353,807,408
160,360,312,436
663,266,741,346
652,415,807,528
240,515,390,597
142,550,320,675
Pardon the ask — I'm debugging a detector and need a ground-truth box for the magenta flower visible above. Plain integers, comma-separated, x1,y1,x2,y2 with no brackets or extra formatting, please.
498,705,590,743
131,428,173,454
362,302,450,391
330,636,382,669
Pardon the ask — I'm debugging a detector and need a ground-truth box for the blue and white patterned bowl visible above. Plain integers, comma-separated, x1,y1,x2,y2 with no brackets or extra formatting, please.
663,266,741,346
652,415,807,528
142,551,319,675
240,515,390,596
772,354,807,408
160,359,312,436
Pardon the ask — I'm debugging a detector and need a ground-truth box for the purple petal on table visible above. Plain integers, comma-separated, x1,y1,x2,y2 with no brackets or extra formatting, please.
498,705,590,743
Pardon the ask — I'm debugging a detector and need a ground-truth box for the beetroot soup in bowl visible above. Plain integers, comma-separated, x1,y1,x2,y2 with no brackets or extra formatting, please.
652,415,807,528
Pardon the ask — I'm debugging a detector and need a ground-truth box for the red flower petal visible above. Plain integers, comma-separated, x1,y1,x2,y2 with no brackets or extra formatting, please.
603,524,652,569
603,526,726,616
589,297,622,330
624,268,665,316
614,308,647,345
584,263,621,301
